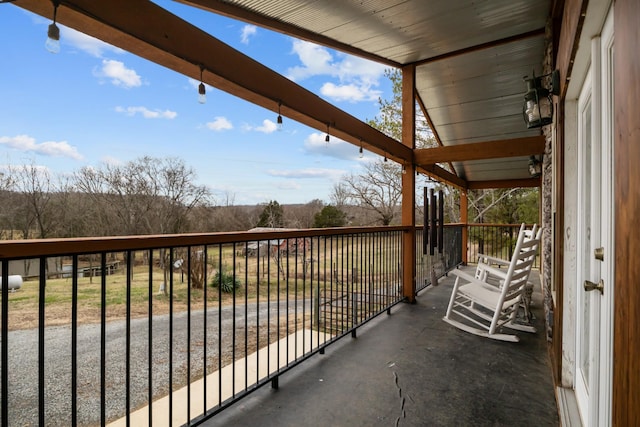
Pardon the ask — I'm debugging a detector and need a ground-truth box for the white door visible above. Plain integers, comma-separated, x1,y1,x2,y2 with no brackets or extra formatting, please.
574,9,614,427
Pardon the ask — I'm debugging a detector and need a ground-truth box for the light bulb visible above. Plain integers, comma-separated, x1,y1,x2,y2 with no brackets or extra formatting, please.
325,133,330,143
198,82,206,104
359,146,364,158
277,114,283,130
46,22,60,54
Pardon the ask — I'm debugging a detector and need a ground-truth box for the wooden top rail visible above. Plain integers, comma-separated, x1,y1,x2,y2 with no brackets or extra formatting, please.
0,226,409,260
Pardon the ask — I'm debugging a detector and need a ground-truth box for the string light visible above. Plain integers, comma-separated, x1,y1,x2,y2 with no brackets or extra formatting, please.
359,146,364,158
198,66,206,104
45,0,61,54
325,123,330,143
277,102,283,130
402,164,407,174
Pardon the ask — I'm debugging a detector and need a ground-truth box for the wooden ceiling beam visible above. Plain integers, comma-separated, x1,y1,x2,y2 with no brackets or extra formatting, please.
412,27,545,67
418,164,467,189
15,0,411,163
467,178,541,189
414,136,545,165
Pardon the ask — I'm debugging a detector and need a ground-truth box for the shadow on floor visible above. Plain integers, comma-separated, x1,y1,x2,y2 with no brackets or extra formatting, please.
202,266,559,427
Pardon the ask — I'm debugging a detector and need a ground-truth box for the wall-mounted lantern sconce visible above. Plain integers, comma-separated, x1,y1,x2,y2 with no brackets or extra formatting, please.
528,155,542,178
523,70,560,128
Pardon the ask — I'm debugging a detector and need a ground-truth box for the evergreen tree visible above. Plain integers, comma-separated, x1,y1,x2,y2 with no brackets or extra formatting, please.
313,205,347,228
256,200,284,228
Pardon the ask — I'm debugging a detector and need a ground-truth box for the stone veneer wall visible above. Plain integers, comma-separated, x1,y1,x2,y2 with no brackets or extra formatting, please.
541,20,554,342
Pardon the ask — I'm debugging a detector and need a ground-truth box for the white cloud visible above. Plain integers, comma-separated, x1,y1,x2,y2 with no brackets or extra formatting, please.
320,82,381,102
287,40,335,81
303,132,360,161
286,40,386,103
255,119,278,134
276,181,302,190
64,27,124,57
115,106,177,119
95,59,142,88
206,117,233,131
241,25,257,44
266,168,346,180
0,135,83,160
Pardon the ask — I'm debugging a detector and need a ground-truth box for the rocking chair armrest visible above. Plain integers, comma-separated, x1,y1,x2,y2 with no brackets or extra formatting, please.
475,263,509,280
477,253,510,267
451,268,502,289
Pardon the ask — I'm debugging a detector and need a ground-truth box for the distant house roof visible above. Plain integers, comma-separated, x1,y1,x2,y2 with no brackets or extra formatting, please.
247,227,298,233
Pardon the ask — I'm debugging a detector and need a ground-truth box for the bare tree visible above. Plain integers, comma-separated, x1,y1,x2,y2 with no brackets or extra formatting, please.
330,182,350,208
0,170,17,239
339,160,402,225
74,156,211,291
12,163,64,239
74,156,210,236
284,199,323,228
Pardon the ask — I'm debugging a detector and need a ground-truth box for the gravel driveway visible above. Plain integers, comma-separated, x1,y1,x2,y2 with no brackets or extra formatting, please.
2,299,312,426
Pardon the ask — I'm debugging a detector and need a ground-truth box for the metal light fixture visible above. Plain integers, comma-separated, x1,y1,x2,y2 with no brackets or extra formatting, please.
359,145,364,158
198,66,206,104
277,102,283,130
325,124,330,143
528,156,542,177
45,0,61,54
523,70,560,128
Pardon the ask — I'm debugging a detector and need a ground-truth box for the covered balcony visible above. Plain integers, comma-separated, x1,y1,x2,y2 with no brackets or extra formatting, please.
3,0,640,426
0,224,555,426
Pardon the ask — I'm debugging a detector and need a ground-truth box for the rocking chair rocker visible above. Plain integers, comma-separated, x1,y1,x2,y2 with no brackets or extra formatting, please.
442,224,541,342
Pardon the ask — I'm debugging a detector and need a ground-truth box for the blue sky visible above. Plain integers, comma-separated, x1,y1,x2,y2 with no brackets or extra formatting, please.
0,1,394,205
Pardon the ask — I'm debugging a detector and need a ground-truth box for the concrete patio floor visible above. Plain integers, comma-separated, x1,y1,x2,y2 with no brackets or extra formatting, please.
201,266,559,427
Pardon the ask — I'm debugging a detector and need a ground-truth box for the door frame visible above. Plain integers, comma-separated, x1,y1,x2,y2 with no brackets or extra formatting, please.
564,4,614,426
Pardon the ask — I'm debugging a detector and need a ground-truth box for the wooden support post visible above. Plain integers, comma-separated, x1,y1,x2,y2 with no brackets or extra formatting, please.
401,65,416,303
461,189,468,265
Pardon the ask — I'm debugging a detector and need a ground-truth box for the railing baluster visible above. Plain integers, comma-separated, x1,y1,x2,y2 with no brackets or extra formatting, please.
202,245,208,417
217,244,222,408
276,240,280,373
255,242,260,387
232,243,236,397
126,251,132,427
148,249,153,426
169,248,174,427
187,247,192,425
266,240,271,380
285,239,289,367
101,253,107,427
1,261,7,427
72,255,78,427
38,257,46,425
244,242,249,391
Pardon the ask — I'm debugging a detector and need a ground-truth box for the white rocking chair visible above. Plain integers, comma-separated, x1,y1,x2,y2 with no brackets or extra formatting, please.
475,223,541,284
443,225,541,342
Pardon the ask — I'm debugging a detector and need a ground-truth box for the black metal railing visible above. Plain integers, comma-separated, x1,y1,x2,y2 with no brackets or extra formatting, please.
415,224,464,293
467,224,541,269
0,227,410,426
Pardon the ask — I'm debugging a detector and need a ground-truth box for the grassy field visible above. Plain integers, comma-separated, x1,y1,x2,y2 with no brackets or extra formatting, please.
3,237,402,331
